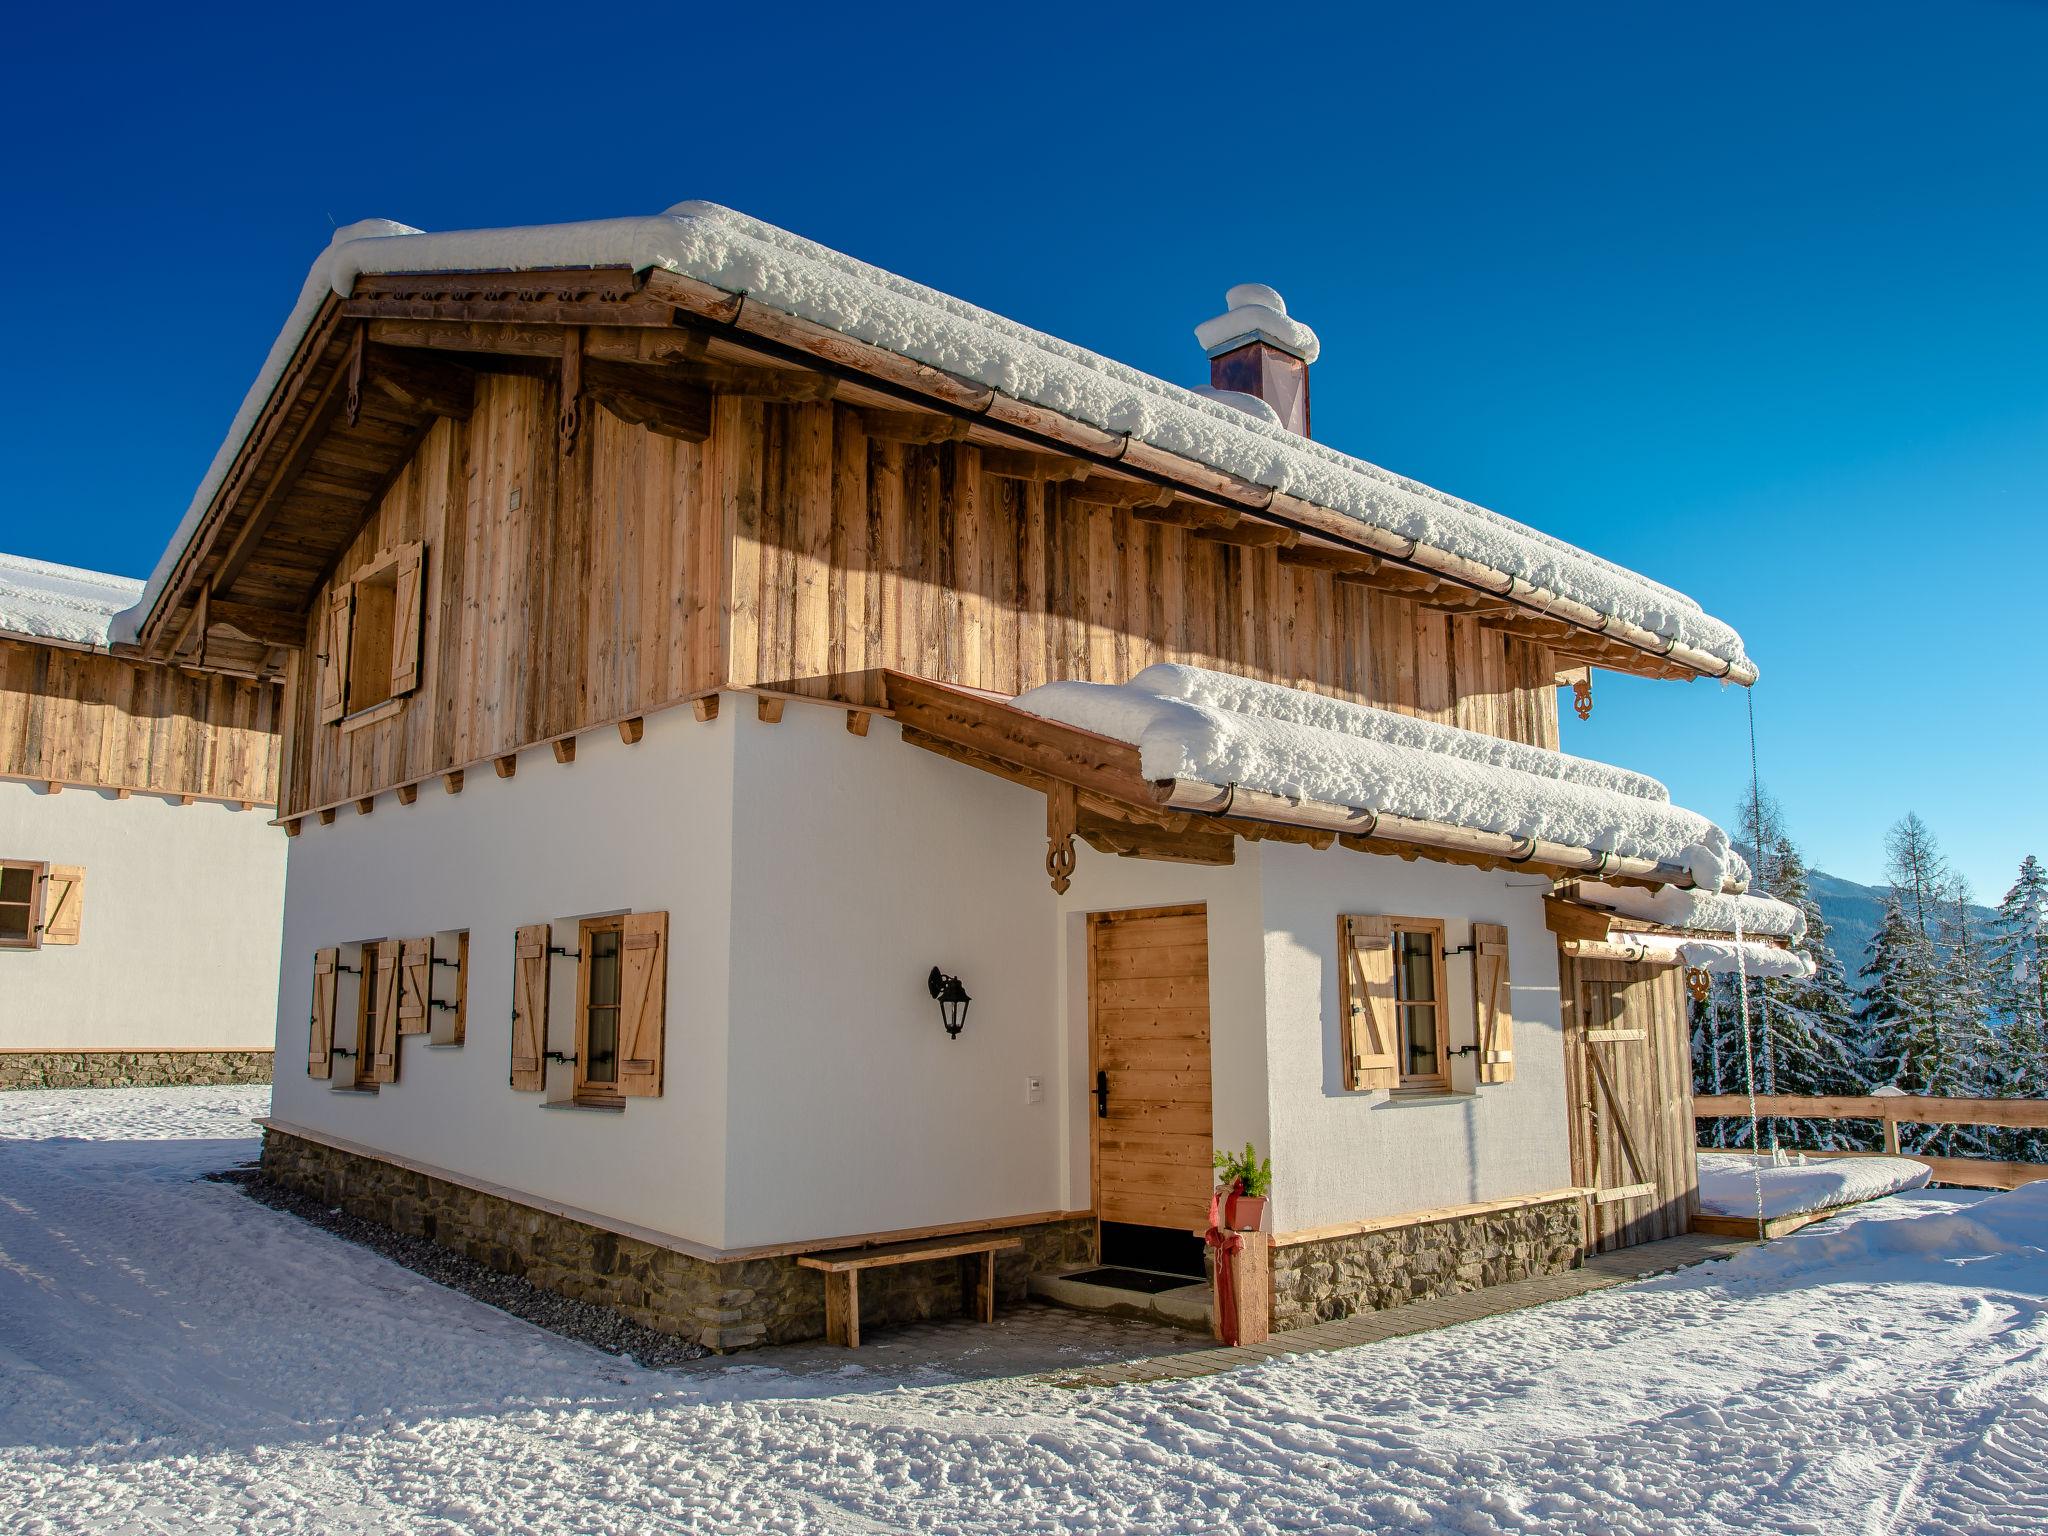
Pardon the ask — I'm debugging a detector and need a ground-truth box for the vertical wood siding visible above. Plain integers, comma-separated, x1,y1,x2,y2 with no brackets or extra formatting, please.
0,640,279,803
284,388,1561,815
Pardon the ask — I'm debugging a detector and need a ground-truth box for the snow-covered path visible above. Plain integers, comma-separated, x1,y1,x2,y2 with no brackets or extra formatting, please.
1,1089,2044,1534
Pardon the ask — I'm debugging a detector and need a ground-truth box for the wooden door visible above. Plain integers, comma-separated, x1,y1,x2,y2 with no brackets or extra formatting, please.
1088,905,1214,1232
1560,953,1700,1252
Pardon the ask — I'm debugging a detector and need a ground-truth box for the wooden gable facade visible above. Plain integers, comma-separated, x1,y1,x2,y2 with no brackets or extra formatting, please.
132,265,1724,831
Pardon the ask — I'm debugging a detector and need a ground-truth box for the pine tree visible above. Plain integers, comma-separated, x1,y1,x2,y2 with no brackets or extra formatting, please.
1692,791,1864,1150
1858,897,1961,1154
1986,856,2048,1163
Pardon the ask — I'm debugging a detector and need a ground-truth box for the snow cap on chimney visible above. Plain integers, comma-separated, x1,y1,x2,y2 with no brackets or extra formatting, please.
1194,284,1318,436
1194,283,1321,364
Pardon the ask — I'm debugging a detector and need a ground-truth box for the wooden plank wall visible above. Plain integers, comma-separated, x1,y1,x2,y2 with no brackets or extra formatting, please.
0,639,280,803
286,375,725,813
724,402,1562,742
284,386,1562,815
1559,953,1700,1252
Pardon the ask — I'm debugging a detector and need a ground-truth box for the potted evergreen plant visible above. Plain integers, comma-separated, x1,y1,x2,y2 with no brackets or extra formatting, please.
1212,1142,1273,1232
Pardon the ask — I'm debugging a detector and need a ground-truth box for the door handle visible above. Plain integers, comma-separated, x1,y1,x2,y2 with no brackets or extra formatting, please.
1095,1070,1110,1119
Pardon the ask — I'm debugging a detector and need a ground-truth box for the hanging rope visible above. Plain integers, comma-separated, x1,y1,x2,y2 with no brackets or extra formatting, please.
1746,687,1779,1153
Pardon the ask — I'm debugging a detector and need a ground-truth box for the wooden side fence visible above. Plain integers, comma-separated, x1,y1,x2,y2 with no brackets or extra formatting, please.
1694,1094,2048,1191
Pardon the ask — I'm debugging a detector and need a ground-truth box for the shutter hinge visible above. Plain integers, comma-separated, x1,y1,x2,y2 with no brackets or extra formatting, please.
549,944,581,961
544,1050,578,1066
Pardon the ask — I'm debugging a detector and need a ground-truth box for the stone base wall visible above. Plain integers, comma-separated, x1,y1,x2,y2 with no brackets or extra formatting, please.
1269,1196,1584,1332
0,1050,275,1090
260,1128,1094,1351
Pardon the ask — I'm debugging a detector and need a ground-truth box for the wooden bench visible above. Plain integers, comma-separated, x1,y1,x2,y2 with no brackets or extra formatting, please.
797,1235,1023,1347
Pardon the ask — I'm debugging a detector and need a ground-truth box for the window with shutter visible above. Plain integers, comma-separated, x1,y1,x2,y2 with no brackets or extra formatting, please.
1341,915,1448,1091
308,947,337,1078
0,860,45,949
573,911,667,1103
510,924,550,1092
1473,921,1515,1084
40,867,84,945
330,541,428,724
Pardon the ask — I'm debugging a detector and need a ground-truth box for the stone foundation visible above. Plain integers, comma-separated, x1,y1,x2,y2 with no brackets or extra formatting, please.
1268,1195,1584,1332
260,1128,1095,1351
0,1049,274,1090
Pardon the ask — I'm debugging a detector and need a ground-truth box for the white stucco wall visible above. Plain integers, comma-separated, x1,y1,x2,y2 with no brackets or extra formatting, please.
266,692,1573,1254
719,705,1271,1249
0,779,286,1052
1257,842,1571,1232
268,706,736,1247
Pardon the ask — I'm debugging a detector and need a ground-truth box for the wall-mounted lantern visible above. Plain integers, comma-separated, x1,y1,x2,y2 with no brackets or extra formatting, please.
927,967,971,1040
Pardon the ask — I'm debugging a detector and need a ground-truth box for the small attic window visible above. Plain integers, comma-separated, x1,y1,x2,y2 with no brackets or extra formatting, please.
346,565,399,716
318,542,426,729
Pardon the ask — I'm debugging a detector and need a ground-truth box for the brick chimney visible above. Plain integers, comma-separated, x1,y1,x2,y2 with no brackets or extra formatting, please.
1194,283,1320,437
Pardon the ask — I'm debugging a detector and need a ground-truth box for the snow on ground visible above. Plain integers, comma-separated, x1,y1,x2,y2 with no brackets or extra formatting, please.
2,1088,2044,1534
1699,1150,1936,1221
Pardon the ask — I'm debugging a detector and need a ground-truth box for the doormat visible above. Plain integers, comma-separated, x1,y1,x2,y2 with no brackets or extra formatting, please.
1058,1267,1205,1294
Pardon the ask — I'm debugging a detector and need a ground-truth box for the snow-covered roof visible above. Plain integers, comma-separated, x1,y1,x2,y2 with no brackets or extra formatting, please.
0,552,144,648
117,203,1753,678
1576,879,1806,942
1014,663,1748,890
1625,933,1816,979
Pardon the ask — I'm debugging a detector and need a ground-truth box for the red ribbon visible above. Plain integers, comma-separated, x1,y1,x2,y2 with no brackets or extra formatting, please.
1204,1184,1245,1346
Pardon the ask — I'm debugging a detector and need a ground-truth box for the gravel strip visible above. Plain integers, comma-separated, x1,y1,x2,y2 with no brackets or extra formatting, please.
208,1163,708,1368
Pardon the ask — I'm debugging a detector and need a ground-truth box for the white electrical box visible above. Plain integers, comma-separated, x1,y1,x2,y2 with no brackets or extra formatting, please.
1024,1076,1044,1105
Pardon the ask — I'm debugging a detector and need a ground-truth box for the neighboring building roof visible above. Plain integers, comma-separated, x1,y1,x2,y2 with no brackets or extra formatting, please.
1013,663,1751,892
119,204,1754,678
0,552,144,648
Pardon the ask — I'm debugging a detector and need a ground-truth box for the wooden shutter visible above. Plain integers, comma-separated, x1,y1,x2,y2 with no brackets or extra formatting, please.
40,866,84,945
318,586,354,724
1473,922,1514,1083
388,541,425,696
615,910,668,1098
1340,915,1399,1091
446,930,469,1046
308,948,337,1078
369,945,401,1083
398,937,433,1035
510,924,550,1092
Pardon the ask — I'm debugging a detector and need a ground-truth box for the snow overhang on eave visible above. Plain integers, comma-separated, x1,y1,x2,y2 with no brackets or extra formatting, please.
881,671,1744,895
117,204,1756,687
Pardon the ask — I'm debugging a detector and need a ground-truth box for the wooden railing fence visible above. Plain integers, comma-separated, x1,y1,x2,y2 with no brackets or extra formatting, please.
1693,1094,2048,1191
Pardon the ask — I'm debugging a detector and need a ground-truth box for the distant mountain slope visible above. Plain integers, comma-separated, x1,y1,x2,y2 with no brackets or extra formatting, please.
1808,869,1997,988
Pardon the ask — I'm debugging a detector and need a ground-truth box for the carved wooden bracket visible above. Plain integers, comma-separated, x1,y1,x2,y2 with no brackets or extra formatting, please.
1046,782,1078,894
558,327,584,457
1573,675,1594,721
344,322,367,429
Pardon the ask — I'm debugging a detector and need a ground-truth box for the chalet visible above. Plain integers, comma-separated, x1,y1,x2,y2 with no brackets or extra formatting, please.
119,203,1810,1347
0,553,284,1089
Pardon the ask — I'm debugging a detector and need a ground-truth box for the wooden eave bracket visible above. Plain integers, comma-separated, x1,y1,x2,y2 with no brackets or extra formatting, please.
1544,895,1614,943
1046,783,1077,894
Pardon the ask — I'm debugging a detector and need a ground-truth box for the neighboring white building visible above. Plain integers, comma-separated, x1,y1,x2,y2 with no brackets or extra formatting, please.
0,554,286,1088
119,203,1798,1347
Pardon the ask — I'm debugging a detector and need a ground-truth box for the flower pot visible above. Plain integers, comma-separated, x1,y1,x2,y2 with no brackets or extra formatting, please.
1224,1191,1267,1232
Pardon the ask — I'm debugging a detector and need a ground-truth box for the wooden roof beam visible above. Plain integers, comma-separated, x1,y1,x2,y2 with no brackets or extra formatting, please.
1278,544,1381,577
979,447,1093,483
207,599,306,651
1128,498,1239,531
365,346,477,420
584,361,712,443
1074,477,1181,511
1192,520,1299,550
858,408,972,444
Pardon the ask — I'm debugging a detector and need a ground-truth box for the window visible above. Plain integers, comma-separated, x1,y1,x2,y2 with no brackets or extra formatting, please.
1392,921,1448,1089
0,861,43,949
576,917,624,1101
319,542,425,727
355,941,385,1088
351,940,400,1088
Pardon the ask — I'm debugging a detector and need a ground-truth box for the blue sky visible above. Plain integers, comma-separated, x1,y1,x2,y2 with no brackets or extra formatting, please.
3,3,2041,901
